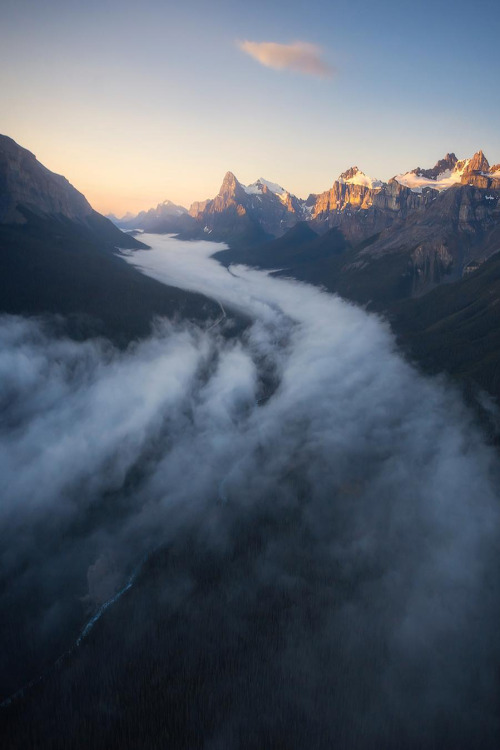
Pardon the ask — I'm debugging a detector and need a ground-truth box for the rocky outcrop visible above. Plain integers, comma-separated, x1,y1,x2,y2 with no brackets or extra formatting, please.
463,149,490,177
459,150,500,188
0,134,93,224
338,166,362,181
306,168,384,244
310,180,374,216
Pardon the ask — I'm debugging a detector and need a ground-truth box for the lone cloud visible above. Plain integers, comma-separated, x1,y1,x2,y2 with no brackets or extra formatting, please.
239,40,333,78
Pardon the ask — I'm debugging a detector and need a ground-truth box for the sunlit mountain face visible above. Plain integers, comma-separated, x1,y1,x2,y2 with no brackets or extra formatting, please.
2,234,500,749
115,150,500,250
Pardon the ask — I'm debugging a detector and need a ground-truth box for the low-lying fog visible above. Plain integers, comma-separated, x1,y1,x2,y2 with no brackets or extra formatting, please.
1,234,499,746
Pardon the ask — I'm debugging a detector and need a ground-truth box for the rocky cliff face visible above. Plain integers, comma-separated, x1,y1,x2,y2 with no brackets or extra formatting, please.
358,182,500,295
0,135,93,224
218,172,500,314
304,152,500,247
188,172,303,242
306,170,438,244
309,179,373,216
124,149,500,250
460,151,500,189
463,150,490,177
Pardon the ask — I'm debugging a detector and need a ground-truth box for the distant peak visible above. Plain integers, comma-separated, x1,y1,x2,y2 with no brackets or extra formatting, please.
339,166,359,181
219,171,242,196
257,178,286,194
153,200,188,215
337,167,383,190
410,153,458,180
465,150,490,174
222,171,240,186
437,152,458,171
243,178,287,197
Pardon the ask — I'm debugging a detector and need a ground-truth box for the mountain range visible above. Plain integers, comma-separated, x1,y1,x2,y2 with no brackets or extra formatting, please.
109,147,500,408
111,150,500,250
2,132,500,408
212,162,500,409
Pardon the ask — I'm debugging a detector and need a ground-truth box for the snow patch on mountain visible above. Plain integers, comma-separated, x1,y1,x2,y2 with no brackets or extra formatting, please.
336,167,384,190
338,169,384,189
244,178,287,196
395,162,470,194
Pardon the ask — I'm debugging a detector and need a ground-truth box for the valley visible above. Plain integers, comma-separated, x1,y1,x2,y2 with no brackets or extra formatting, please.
1,134,500,749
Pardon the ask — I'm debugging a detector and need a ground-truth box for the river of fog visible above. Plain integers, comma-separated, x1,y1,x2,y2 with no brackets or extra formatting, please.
1,234,500,746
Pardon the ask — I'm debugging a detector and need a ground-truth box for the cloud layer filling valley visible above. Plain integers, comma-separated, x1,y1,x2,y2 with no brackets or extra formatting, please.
1,235,499,746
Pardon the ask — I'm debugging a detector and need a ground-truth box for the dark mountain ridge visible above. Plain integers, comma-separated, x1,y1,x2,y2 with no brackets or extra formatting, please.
0,134,93,224
0,135,224,342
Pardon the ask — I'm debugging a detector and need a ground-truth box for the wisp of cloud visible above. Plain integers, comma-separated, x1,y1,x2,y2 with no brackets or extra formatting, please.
239,40,333,77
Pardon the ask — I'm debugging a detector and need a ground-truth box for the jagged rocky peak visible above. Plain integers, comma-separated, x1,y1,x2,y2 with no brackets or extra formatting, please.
339,166,360,181
441,152,458,168
219,171,242,196
459,151,500,187
411,153,458,180
464,150,490,175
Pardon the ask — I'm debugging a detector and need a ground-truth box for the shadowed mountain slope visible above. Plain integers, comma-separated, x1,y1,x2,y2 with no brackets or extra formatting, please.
0,136,223,342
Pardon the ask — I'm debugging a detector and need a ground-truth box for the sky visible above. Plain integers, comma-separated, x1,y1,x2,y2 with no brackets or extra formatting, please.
1,0,500,215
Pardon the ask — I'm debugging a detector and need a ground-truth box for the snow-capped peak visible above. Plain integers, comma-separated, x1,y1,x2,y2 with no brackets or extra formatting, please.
244,178,287,197
337,167,384,190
